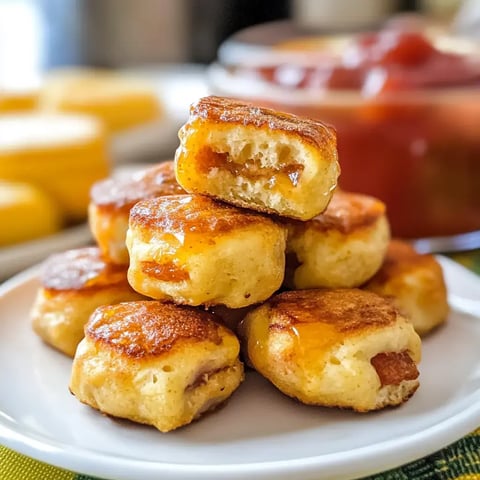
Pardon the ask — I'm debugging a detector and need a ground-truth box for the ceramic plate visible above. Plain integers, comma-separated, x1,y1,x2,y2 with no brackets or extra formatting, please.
0,224,92,280
0,257,479,480
0,164,156,280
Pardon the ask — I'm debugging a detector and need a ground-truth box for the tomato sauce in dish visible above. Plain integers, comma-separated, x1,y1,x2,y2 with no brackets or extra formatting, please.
254,31,480,93
231,30,480,238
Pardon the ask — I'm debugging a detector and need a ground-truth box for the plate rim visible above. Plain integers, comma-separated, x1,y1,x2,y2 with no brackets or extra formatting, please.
0,223,92,280
1,257,480,480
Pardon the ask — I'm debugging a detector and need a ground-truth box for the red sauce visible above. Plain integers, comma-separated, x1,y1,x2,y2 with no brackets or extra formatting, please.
253,31,480,94
238,30,480,238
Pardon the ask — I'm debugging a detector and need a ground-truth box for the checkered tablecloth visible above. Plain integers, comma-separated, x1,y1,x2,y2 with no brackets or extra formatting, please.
1,428,480,480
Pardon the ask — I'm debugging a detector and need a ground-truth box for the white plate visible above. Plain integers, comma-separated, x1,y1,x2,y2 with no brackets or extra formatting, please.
0,257,479,480
0,224,92,280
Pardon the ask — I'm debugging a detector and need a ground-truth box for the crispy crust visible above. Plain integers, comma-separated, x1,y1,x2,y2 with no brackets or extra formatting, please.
241,287,421,411
267,289,398,334
90,161,184,212
363,239,449,336
371,239,440,284
86,301,224,359
189,96,337,151
41,247,130,292
175,96,340,221
129,194,279,236
298,190,386,235
281,190,390,289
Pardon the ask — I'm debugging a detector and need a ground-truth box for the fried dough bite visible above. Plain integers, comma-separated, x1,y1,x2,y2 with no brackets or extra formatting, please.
364,240,449,336
31,247,145,357
240,289,421,412
0,113,109,221
284,191,390,289
69,301,244,432
175,96,340,221
89,161,185,264
127,194,287,308
40,68,161,133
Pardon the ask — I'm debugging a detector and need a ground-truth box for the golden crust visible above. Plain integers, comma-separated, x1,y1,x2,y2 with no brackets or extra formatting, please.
283,191,390,289
241,288,421,411
293,190,386,235
189,96,337,151
70,299,244,432
129,194,278,236
175,96,340,221
88,161,185,265
41,247,130,292
90,161,184,212
31,247,145,357
266,289,398,335
86,301,223,359
370,240,439,283
127,194,287,308
364,240,449,336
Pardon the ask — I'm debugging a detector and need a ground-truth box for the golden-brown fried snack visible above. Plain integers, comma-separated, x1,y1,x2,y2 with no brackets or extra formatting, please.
284,191,390,289
127,194,287,308
175,96,340,221
69,301,244,432
89,161,185,264
364,240,449,336
40,68,161,133
241,289,421,412
0,113,110,221
31,247,145,357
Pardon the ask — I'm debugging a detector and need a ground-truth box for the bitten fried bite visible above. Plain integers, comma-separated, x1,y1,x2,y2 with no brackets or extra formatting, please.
69,301,244,432
175,96,340,221
31,247,145,357
89,161,185,264
126,194,287,308
284,191,390,289
364,240,449,336
241,289,421,412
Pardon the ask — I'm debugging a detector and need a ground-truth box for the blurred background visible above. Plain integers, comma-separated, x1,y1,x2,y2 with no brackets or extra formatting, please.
1,0,480,276
1,0,474,69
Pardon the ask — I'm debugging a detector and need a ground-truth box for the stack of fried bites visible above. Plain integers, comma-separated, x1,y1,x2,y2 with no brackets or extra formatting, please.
31,96,449,432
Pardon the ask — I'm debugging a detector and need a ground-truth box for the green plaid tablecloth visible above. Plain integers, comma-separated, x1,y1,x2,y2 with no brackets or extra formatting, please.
1,427,480,480
2,251,480,480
